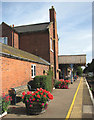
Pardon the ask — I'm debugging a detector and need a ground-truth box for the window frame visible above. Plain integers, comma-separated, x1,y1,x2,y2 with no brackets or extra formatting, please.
0,37,8,45
31,64,36,78
50,38,54,52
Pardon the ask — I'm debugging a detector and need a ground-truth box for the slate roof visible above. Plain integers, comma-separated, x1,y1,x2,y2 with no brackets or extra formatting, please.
0,43,50,65
14,22,50,33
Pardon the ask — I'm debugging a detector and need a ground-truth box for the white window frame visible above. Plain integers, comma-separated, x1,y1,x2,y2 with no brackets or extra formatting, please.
31,64,36,78
0,37,8,45
50,38,54,52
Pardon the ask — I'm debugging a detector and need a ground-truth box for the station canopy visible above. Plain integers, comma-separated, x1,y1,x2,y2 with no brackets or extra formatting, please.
58,54,86,66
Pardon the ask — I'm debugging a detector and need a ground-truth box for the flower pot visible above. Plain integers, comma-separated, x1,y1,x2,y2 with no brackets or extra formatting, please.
25,102,46,115
0,111,7,118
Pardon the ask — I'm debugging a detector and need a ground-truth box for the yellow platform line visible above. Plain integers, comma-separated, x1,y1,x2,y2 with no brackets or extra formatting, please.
65,77,82,120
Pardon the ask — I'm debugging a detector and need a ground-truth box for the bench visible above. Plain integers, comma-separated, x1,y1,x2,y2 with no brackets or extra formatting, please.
8,84,36,105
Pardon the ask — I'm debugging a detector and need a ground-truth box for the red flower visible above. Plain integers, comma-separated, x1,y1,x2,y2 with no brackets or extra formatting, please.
29,104,32,107
27,91,31,95
37,95,40,98
50,94,53,100
22,91,25,96
59,79,64,82
46,91,50,94
32,98,35,101
40,88,43,91
48,93,53,100
32,93,36,96
22,96,24,99
43,95,46,98
2,93,5,98
35,91,38,94
43,89,46,93
40,93,43,95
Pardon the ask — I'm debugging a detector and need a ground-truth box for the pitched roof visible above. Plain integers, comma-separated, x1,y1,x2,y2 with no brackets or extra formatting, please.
14,22,50,33
1,22,18,33
0,43,50,66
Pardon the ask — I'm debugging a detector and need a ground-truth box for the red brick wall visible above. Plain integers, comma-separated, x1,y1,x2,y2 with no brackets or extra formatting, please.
19,31,50,63
2,23,12,46
49,23,54,75
1,56,49,94
14,32,19,49
1,22,19,49
49,7,59,79
36,63,49,76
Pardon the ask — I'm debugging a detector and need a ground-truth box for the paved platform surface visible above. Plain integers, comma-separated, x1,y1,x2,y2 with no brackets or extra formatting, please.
2,77,94,120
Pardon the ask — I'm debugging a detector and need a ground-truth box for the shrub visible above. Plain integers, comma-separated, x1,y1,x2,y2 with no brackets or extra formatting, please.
31,75,52,92
28,70,53,92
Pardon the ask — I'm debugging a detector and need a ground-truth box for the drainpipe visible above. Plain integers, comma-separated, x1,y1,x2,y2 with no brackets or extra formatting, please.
53,39,56,79
12,24,14,47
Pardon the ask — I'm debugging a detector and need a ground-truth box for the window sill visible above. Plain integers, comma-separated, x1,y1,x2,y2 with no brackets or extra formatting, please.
32,76,35,79
50,49,54,53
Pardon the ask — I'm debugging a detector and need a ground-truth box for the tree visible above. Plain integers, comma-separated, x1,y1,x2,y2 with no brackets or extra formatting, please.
83,59,94,74
76,66,83,76
73,65,83,76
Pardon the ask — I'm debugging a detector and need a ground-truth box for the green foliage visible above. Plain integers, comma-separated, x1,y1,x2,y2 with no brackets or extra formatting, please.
2,94,11,113
31,70,53,92
53,79,58,86
84,59,94,74
76,66,83,76
54,81,61,88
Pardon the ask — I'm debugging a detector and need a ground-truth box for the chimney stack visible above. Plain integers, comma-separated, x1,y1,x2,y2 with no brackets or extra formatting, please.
49,6,59,79
49,6,56,28
12,24,14,27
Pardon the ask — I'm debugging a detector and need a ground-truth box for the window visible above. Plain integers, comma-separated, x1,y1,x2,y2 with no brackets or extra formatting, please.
0,37,8,45
31,64,36,78
50,38,53,52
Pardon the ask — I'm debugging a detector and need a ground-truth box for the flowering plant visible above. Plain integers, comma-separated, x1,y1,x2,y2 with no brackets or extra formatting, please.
55,79,71,89
22,88,53,110
2,93,12,113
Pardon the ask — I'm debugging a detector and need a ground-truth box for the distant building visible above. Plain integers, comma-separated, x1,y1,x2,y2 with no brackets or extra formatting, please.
0,6,59,93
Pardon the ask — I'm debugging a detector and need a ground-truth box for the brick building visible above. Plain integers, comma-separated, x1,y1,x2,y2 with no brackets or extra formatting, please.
0,6,59,93
0,43,50,93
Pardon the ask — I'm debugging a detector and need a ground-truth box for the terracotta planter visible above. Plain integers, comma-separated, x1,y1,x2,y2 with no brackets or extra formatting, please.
25,102,46,115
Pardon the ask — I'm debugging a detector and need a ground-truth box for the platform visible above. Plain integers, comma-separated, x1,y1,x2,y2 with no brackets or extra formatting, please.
2,77,94,120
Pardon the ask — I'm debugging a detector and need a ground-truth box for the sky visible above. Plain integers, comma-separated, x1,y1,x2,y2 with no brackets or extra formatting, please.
1,2,92,64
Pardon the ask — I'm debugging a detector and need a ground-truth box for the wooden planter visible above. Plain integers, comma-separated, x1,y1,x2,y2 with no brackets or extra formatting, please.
25,102,46,115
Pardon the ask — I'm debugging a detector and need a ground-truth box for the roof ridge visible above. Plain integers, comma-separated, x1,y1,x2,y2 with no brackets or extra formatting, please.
14,22,50,28
1,22,18,33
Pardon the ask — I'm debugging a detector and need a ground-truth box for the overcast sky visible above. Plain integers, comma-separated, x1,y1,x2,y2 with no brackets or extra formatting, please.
2,2,92,64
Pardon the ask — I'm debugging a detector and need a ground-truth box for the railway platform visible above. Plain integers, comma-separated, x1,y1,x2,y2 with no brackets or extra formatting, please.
2,77,94,120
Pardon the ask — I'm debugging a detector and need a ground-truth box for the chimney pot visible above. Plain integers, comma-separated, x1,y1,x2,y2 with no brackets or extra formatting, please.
52,6,54,9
